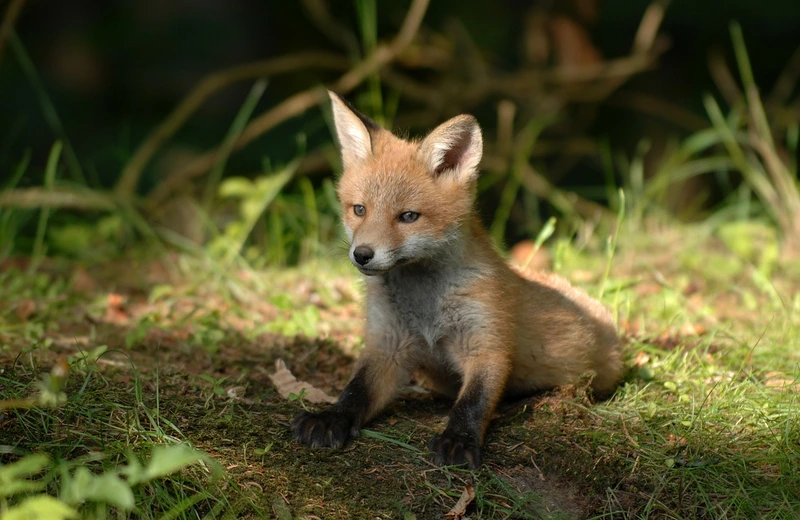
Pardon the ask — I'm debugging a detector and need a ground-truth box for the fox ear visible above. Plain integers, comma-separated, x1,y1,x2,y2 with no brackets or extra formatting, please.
417,115,483,182
328,91,380,169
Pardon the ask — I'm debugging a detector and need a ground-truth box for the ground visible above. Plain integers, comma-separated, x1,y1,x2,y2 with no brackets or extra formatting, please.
1,221,799,519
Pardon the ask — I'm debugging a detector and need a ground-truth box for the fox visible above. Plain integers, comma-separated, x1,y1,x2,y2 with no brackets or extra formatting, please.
292,91,623,469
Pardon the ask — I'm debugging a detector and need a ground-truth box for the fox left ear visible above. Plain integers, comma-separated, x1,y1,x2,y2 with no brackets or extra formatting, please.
328,91,380,170
417,115,483,182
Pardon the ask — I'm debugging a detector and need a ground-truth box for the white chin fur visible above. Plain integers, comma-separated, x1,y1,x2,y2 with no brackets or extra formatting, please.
355,265,388,276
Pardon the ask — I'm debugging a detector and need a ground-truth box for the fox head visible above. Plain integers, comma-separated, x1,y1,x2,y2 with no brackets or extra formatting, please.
328,91,484,275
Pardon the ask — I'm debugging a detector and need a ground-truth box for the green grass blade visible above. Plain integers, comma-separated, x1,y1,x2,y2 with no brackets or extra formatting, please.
9,32,85,185
490,168,521,246
223,159,298,263
519,216,556,270
156,492,214,520
354,0,383,122
298,177,319,261
493,117,550,244
3,150,31,190
361,429,422,453
202,79,269,211
730,22,775,149
30,141,63,272
702,94,778,208
598,188,624,300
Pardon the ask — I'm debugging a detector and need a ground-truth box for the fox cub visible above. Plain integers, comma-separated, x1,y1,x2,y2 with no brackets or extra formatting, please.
292,91,623,468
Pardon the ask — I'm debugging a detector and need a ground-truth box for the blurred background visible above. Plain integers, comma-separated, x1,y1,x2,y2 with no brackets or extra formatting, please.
1,0,799,263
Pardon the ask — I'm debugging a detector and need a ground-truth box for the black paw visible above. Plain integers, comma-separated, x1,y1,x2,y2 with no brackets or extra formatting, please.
429,430,482,469
292,409,358,449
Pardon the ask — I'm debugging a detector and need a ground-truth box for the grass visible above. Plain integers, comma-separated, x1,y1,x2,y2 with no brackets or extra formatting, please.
1,217,799,518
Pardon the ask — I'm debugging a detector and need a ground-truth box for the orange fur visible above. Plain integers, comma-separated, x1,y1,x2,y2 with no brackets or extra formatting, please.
293,92,623,468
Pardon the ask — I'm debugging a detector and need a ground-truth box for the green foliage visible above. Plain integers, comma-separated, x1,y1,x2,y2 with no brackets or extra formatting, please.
61,468,134,510
489,117,552,245
212,161,297,264
699,23,800,255
0,455,49,498
30,141,62,271
123,444,211,486
188,312,227,353
197,374,229,408
48,216,125,259
598,189,625,300
203,79,269,212
2,496,77,520
125,314,159,348
262,303,320,338
287,387,309,410
716,220,779,275
0,445,212,519
0,152,31,262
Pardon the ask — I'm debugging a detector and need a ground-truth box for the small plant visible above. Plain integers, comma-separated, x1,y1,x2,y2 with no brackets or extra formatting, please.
703,23,800,257
0,360,69,411
287,387,309,411
0,444,216,519
197,374,229,409
211,159,299,265
253,443,274,457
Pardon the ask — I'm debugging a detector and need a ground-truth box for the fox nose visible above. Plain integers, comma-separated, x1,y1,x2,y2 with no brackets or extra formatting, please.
353,245,374,266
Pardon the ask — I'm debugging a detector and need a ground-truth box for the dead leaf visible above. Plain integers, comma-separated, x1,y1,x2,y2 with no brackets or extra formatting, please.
0,257,29,270
619,317,641,335
72,266,98,293
666,434,687,448
632,351,650,368
763,372,800,391
105,293,129,323
16,299,36,322
549,15,602,68
445,485,475,519
509,240,552,271
107,293,125,308
226,386,247,399
679,322,706,336
268,359,336,404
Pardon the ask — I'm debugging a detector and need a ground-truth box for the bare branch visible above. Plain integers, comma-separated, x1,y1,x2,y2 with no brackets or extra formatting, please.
0,0,27,66
0,187,115,210
116,52,349,198
145,0,431,211
301,0,359,55
482,154,612,221
633,0,671,55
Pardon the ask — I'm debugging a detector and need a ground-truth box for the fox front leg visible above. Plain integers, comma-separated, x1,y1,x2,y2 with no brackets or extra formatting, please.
292,348,407,449
429,353,511,469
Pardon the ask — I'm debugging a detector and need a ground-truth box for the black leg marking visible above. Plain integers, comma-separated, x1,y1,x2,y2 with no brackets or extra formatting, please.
292,367,370,449
429,378,488,469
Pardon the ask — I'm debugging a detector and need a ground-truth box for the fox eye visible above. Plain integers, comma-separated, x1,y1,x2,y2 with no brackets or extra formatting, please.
398,211,420,223
353,204,366,217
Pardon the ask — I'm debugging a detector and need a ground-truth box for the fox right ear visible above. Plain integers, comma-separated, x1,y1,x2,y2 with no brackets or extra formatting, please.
417,114,483,183
328,91,379,169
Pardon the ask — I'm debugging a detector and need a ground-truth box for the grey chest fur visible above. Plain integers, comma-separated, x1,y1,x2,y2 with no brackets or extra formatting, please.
377,264,481,348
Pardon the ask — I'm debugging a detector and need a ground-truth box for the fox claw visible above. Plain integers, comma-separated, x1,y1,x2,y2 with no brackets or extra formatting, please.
292,410,357,449
429,431,482,469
